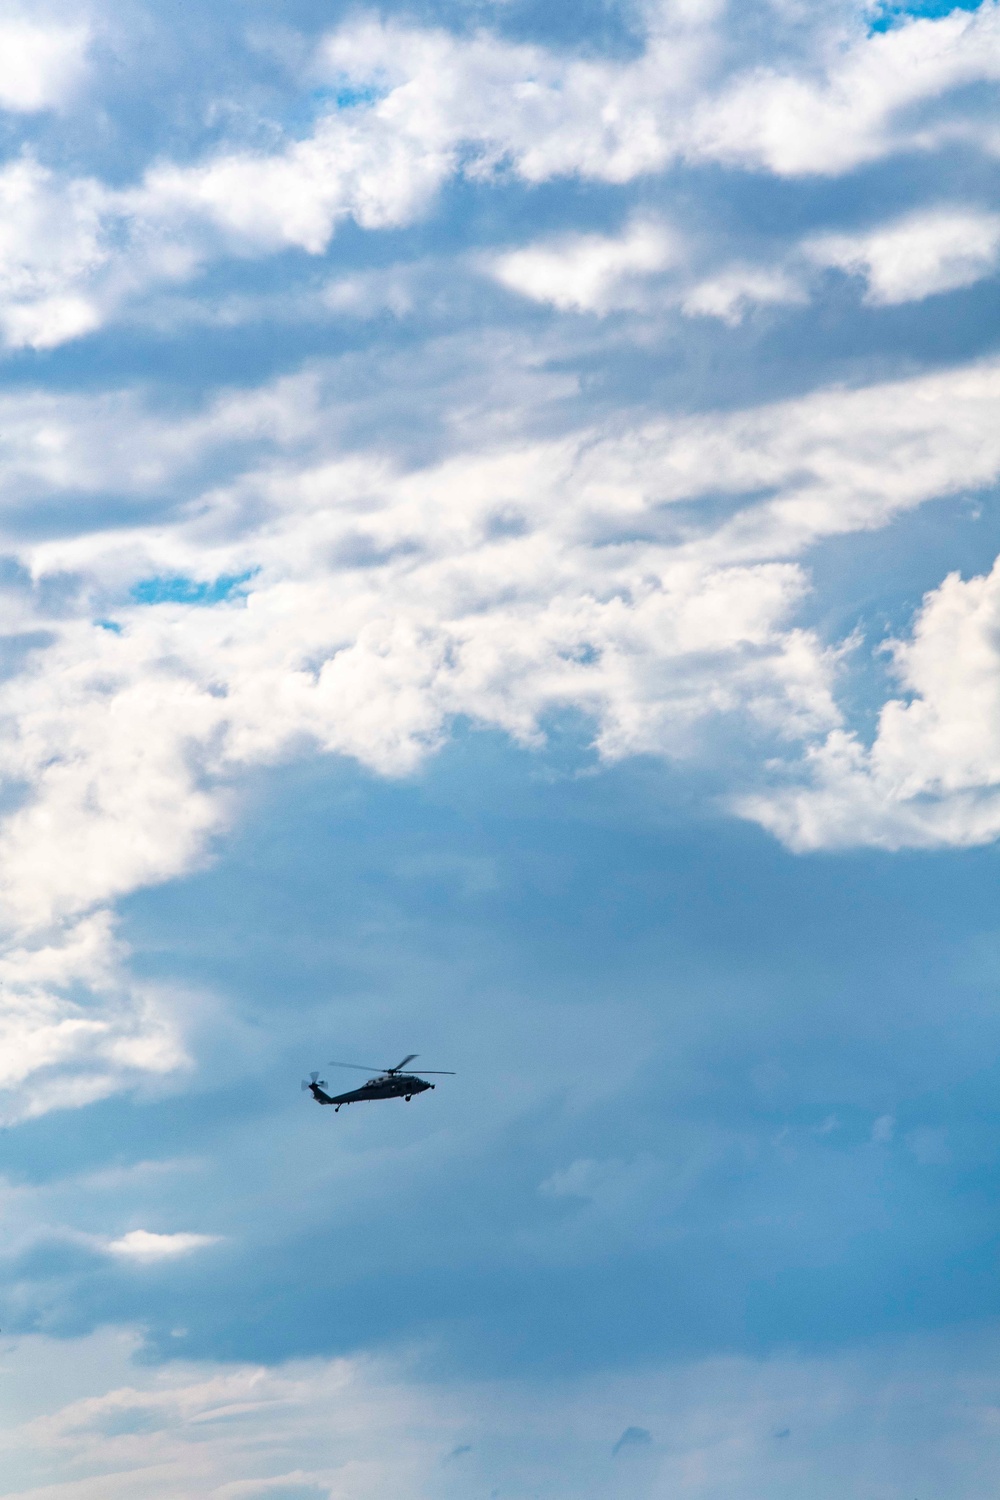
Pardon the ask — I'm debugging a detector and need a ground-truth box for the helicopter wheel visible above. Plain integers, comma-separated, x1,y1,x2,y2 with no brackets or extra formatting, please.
405,1095,411,1101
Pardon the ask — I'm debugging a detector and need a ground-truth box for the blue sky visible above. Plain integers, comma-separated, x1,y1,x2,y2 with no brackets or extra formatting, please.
2,0,1000,1495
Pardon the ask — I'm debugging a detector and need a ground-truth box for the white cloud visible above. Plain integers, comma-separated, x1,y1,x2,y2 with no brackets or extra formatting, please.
0,157,106,349
688,4,1000,176
741,555,1000,851
807,206,1000,305
680,263,808,323
0,16,88,113
489,226,807,324
314,16,701,188
104,1230,221,1261
491,221,679,313
311,6,1000,191
322,267,417,319
0,913,186,1124
134,103,451,254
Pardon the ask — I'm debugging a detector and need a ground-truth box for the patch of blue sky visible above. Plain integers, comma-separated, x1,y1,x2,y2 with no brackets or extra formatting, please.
130,572,256,607
311,84,384,111
277,83,385,137
868,0,984,32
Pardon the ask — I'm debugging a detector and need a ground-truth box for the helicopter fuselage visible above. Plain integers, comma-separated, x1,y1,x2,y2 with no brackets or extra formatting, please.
308,1073,433,1108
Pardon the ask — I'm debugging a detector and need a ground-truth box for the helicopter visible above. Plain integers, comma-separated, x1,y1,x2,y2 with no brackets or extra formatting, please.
301,1055,454,1112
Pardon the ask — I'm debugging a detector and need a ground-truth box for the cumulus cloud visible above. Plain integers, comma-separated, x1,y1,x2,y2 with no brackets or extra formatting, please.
688,3,1000,175
807,206,1000,304
0,913,186,1124
680,263,807,323
741,555,1000,850
0,157,106,349
488,199,1000,326
489,224,807,324
490,220,679,313
0,15,88,113
134,101,451,254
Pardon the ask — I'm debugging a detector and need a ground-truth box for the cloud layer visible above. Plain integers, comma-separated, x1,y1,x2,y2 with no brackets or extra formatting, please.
0,338,997,1112
7,1323,1000,1498
0,345,994,1117
2,3,1000,345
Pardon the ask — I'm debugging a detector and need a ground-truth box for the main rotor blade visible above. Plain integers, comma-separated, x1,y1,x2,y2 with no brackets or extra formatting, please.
413,1070,455,1075
389,1054,418,1073
328,1060,381,1072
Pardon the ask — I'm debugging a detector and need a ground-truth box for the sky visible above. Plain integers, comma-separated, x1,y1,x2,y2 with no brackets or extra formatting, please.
1,0,1000,1494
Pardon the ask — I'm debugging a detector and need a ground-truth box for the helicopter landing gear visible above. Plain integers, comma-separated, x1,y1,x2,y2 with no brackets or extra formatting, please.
405,1095,411,1101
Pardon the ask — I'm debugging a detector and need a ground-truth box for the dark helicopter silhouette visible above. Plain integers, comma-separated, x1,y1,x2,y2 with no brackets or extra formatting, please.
302,1055,454,1112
